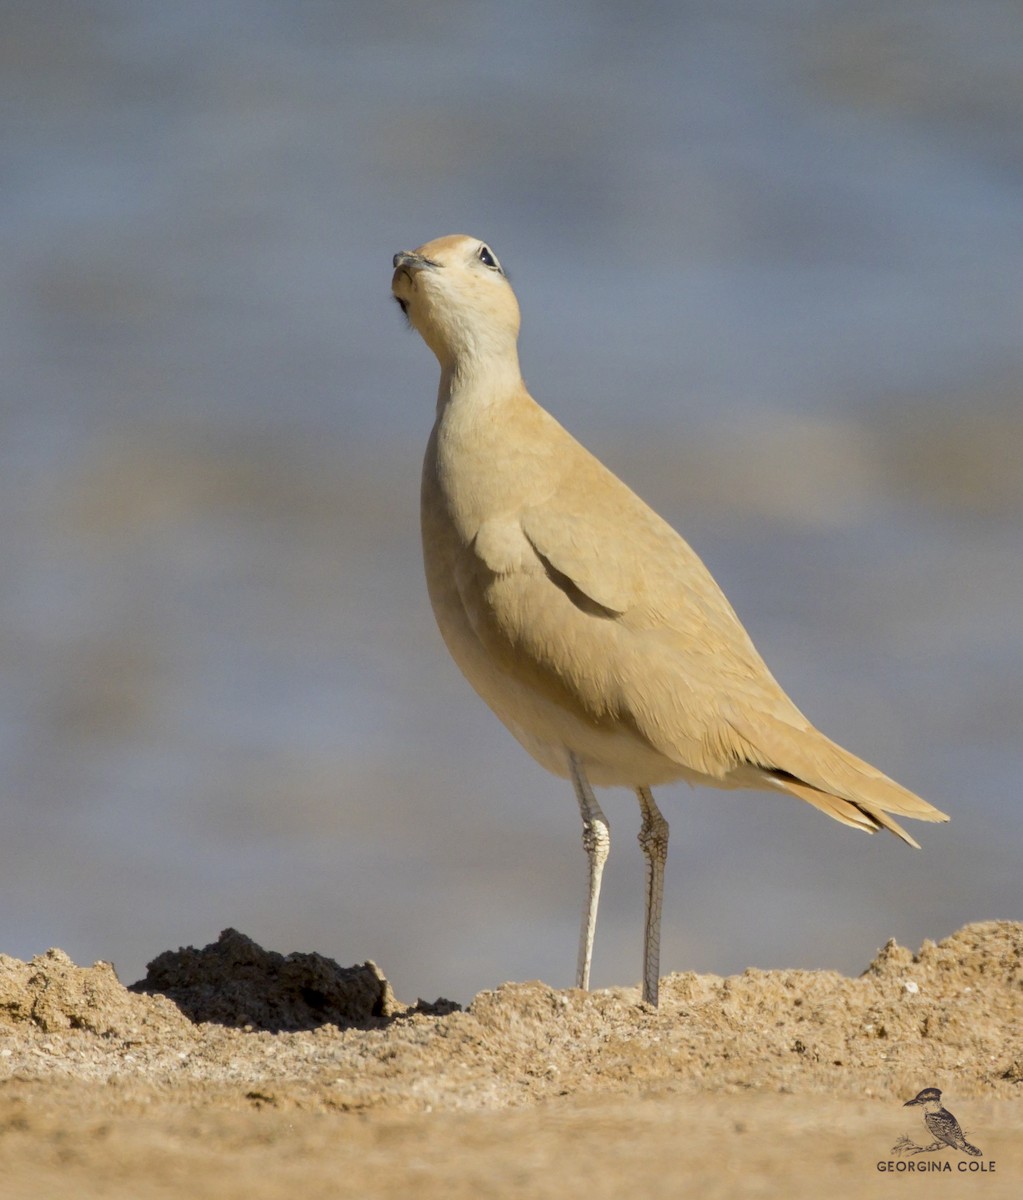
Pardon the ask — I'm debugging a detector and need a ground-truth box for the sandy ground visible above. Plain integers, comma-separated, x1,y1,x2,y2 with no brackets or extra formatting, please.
1,922,1020,1198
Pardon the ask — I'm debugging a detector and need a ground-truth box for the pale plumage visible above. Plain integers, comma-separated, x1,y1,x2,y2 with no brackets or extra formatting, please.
392,234,949,1006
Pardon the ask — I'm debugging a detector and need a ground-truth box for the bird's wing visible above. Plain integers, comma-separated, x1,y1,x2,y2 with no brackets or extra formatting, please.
455,429,799,778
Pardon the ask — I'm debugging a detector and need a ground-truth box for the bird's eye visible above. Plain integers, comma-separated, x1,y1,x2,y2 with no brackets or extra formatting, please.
478,244,502,272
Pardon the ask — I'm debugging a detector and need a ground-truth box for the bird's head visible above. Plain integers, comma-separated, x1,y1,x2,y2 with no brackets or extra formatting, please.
904,1087,943,1107
391,235,521,372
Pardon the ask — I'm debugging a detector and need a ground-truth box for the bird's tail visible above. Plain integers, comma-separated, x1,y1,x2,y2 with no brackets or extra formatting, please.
964,1141,983,1157
729,711,949,848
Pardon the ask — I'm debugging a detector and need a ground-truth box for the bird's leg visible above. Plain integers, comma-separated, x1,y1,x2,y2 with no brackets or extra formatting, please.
568,753,609,993
636,786,669,1007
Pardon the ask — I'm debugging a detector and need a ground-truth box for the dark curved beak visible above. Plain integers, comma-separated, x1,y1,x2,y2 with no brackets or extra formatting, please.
392,251,438,272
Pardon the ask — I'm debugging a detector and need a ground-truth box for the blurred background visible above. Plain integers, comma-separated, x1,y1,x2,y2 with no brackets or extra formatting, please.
2,0,1021,1003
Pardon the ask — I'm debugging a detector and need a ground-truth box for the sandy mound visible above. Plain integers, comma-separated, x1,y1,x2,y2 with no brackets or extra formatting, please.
0,947,188,1038
1,920,1020,1109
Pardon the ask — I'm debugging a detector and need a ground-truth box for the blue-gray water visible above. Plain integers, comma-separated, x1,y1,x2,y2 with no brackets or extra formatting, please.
2,1,1021,1002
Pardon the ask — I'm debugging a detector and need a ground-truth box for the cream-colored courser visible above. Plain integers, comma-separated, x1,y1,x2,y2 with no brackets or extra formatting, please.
391,234,948,1007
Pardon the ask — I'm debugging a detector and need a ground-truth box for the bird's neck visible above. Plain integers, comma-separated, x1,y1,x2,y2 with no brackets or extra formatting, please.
429,351,547,538
436,349,523,418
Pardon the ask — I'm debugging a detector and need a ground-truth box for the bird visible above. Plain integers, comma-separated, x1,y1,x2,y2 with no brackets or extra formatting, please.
390,233,950,1007
903,1088,982,1156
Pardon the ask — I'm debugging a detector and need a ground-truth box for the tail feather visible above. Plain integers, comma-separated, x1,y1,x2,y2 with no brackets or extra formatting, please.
729,710,949,847
764,772,921,848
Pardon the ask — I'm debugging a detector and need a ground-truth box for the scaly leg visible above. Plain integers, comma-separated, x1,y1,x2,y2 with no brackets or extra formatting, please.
636,786,669,1006
568,753,609,992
